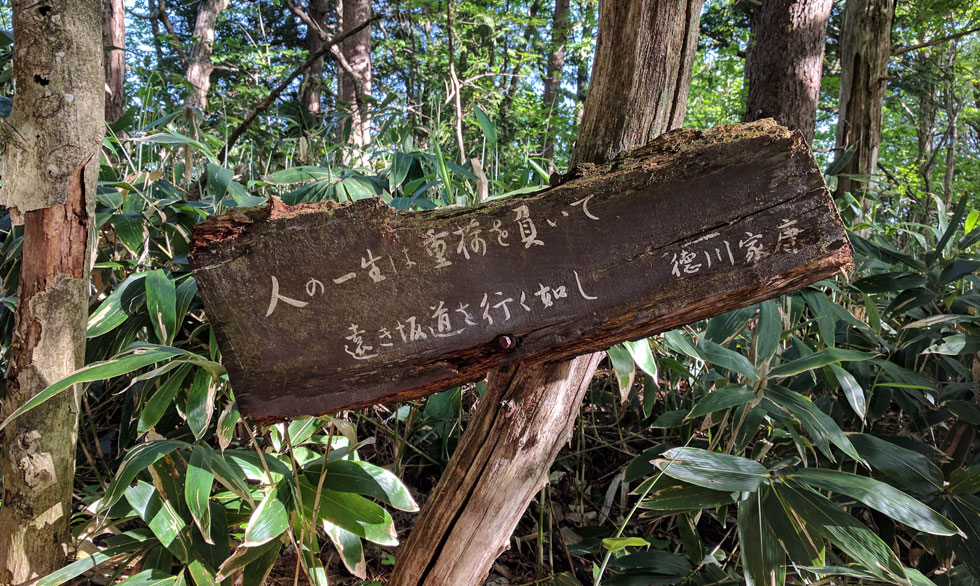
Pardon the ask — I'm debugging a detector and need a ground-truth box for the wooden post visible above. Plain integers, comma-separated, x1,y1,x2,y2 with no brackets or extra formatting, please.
386,355,603,585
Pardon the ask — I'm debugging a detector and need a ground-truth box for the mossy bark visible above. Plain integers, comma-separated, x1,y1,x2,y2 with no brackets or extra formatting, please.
0,0,104,582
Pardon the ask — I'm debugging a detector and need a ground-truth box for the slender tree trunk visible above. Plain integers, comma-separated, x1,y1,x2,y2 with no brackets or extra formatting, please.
904,48,943,230
184,0,229,113
0,1,105,582
572,0,596,125
302,0,330,115
497,0,542,144
103,0,126,124
338,0,372,161
744,0,832,144
150,3,165,70
914,49,938,196
183,0,227,187
446,0,466,163
388,1,703,583
833,0,895,198
571,0,703,167
401,9,422,131
943,106,958,207
574,55,589,122
542,0,570,165
942,43,960,208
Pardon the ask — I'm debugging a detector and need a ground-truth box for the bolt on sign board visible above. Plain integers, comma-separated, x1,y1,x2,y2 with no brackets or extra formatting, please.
190,120,852,422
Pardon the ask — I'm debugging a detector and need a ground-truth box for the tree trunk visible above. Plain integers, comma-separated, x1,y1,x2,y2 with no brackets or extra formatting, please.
446,0,465,163
913,48,938,196
0,1,105,582
184,0,227,187
744,0,832,144
942,44,960,208
184,0,229,113
338,0,372,160
103,0,126,124
571,0,703,167
497,0,542,145
572,0,594,125
302,0,330,115
943,105,958,207
542,0,570,165
833,0,895,198
388,0,703,583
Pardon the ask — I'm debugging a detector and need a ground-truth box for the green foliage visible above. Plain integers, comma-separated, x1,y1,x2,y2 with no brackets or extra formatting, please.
0,0,978,583
588,196,980,584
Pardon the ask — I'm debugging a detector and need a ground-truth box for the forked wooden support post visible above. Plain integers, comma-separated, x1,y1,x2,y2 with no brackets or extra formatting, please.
386,354,604,585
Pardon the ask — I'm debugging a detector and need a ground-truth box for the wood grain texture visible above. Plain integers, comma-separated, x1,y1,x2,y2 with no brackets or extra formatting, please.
190,120,852,421
387,353,604,586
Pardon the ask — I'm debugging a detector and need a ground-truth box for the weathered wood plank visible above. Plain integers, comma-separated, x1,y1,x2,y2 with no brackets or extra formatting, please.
189,120,852,421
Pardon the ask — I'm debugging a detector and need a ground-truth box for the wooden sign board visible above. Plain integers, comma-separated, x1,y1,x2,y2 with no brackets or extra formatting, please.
190,120,852,422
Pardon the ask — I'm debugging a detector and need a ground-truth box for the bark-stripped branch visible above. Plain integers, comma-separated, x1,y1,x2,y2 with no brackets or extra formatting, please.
891,25,980,56
284,0,328,39
157,0,187,65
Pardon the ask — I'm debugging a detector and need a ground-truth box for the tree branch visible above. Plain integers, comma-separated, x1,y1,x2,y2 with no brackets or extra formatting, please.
284,0,328,40
220,15,380,159
876,161,899,186
158,0,187,66
282,0,365,107
891,25,980,57
126,6,160,19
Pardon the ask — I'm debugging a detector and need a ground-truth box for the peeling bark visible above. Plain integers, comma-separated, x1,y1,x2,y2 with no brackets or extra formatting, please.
0,1,105,213
387,354,604,585
0,1,104,580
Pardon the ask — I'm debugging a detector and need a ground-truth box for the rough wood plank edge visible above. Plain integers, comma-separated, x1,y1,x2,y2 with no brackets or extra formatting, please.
190,120,853,422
